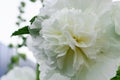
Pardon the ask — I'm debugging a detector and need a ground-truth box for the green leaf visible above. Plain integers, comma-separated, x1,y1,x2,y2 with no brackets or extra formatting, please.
8,43,14,48
18,7,24,13
21,2,26,7
30,16,37,24
11,56,19,64
111,66,120,80
17,44,23,48
30,0,36,2
12,26,29,36
16,22,20,26
17,16,26,22
8,64,14,71
18,53,26,60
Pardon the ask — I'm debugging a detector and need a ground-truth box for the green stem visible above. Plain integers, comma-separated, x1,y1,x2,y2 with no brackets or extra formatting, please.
36,64,40,80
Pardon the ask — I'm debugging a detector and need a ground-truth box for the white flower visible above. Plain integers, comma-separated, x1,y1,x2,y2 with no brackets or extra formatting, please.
27,0,120,80
1,67,36,80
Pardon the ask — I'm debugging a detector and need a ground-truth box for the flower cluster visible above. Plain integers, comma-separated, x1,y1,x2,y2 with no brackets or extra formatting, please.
27,0,120,80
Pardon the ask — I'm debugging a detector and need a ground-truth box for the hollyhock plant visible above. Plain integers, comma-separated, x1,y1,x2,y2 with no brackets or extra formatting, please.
27,0,120,80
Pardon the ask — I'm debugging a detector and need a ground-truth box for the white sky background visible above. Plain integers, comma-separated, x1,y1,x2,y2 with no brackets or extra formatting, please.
0,0,120,63
0,0,42,63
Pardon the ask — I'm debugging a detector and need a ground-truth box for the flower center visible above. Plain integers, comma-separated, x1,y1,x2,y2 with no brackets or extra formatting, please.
42,8,98,72
73,35,89,44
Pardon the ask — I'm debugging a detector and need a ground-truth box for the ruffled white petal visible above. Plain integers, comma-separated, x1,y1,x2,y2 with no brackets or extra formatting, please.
1,67,35,80
86,60,119,80
94,8,120,60
71,59,120,80
112,2,120,35
49,73,70,80
43,0,112,15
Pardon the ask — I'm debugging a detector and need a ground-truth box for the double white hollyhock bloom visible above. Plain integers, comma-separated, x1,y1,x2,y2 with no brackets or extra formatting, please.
27,0,120,80
0,67,35,80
